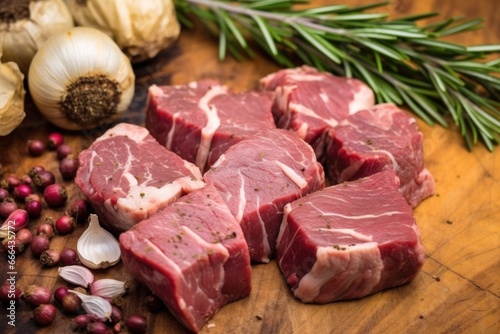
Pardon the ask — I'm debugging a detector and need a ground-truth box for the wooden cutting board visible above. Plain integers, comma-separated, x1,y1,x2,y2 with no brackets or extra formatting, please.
1,1,498,333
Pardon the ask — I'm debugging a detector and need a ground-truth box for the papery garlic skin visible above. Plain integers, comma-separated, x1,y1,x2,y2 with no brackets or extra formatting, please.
64,0,180,63
77,214,121,269
0,59,25,136
28,26,135,130
58,265,95,288
90,279,129,298
71,290,112,321
0,0,74,74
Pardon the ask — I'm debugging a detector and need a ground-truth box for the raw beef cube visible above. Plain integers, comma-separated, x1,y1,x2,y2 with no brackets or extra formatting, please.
260,65,374,160
75,123,205,233
325,103,435,207
204,128,325,263
120,185,251,332
276,170,425,303
145,80,276,172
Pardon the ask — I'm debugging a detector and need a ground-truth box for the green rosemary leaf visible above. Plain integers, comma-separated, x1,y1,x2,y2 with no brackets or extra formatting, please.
191,5,216,22
374,51,383,73
450,61,499,72
218,28,227,60
346,32,398,40
353,27,428,39
294,40,330,71
227,41,247,61
467,44,500,53
219,10,247,48
435,85,458,123
437,18,484,37
343,59,352,78
251,15,278,55
379,80,403,105
458,69,500,85
357,39,406,61
176,11,194,28
456,93,495,140
290,23,342,63
426,65,447,92
351,60,379,92
461,91,500,126
245,0,297,11
326,13,388,22
398,89,435,125
433,67,465,88
462,123,473,151
412,39,466,52
423,16,462,32
408,89,448,126
389,73,434,88
486,58,500,67
479,131,495,152
297,5,349,16
468,118,479,147
407,87,440,98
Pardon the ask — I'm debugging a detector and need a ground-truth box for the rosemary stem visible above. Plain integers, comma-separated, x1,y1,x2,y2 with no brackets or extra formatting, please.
185,0,349,35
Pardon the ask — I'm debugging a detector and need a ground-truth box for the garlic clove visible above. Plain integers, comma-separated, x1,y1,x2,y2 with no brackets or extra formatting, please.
58,265,95,288
0,59,25,136
89,279,129,299
77,214,121,269
70,290,112,321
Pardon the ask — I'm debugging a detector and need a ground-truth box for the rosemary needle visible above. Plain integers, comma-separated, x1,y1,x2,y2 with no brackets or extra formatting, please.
174,0,500,152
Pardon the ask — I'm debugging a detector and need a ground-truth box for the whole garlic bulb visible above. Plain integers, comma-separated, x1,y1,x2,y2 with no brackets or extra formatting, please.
64,0,181,63
0,0,74,74
28,27,135,131
0,58,25,136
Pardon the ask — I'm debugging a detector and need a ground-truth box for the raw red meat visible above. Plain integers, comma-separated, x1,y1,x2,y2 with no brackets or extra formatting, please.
75,123,205,233
325,103,435,207
276,170,425,303
145,80,276,172
260,65,374,161
203,128,325,263
120,185,251,332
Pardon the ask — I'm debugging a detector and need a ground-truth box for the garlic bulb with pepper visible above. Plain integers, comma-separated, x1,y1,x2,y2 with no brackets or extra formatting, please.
0,58,25,136
0,0,74,74
64,0,180,63
28,27,135,130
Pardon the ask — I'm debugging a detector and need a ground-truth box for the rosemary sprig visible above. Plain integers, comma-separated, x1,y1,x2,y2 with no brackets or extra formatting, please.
174,0,500,151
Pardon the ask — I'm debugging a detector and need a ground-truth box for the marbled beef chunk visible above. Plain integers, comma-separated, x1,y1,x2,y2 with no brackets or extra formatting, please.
260,65,374,161
276,170,425,303
120,185,251,332
145,80,276,172
75,123,205,233
204,128,325,263
325,103,435,207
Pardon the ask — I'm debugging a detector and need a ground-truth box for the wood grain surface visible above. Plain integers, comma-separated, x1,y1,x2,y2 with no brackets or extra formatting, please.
1,1,498,333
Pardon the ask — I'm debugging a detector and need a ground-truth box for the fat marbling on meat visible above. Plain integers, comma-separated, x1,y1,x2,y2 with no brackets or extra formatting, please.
120,185,251,332
75,123,205,233
145,80,276,172
204,128,325,263
260,65,375,161
325,103,435,207
276,170,425,303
